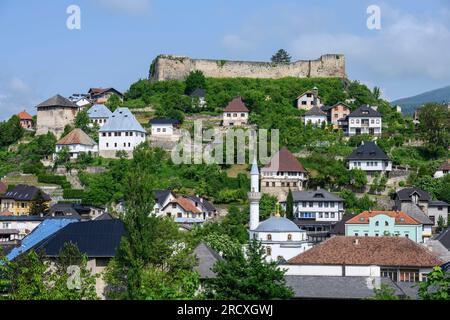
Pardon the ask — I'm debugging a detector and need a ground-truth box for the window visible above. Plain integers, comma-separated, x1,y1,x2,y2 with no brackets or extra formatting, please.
355,233,359,236
267,234,272,241
302,101,307,105
266,247,272,256
331,213,335,219
114,143,117,147
241,113,245,117
385,221,389,226
102,133,106,137
157,128,161,132
106,143,109,147
172,204,176,209
233,113,237,117
227,113,231,117
287,234,292,241
375,221,379,226
265,182,269,187
162,128,166,132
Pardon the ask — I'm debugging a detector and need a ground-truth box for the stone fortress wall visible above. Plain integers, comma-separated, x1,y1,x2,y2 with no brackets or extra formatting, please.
149,54,346,81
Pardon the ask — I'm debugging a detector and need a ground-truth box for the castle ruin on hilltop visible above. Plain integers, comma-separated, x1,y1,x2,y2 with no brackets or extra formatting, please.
149,54,346,81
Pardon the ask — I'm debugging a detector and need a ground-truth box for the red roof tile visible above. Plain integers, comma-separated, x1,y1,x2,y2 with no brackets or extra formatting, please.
168,197,202,214
223,97,249,113
262,147,307,173
287,236,444,267
17,110,32,120
56,128,96,146
438,160,450,171
346,211,420,225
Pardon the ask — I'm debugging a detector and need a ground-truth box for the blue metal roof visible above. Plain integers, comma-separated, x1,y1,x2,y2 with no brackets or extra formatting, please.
6,218,79,261
87,104,112,119
98,107,146,133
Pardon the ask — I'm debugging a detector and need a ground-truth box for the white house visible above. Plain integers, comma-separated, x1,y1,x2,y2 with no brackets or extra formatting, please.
222,96,249,127
434,160,449,178
296,87,322,111
55,128,98,160
98,108,147,158
345,105,382,136
87,104,112,128
281,188,344,235
304,106,327,126
190,88,207,108
149,118,180,136
347,141,392,175
248,157,311,262
0,215,44,241
281,236,443,284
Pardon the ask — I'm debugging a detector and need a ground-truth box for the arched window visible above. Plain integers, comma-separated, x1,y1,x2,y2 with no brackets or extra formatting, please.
287,234,292,241
385,221,389,226
267,234,272,241
266,247,272,256
375,221,379,226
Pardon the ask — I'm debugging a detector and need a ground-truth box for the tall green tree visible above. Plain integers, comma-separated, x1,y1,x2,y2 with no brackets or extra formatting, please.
0,115,24,147
271,49,292,64
185,70,206,95
286,189,294,219
205,240,293,300
105,94,123,112
418,103,450,155
418,266,450,300
29,189,49,216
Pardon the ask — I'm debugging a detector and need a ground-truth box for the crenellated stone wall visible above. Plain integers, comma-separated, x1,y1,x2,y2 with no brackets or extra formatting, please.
149,54,346,81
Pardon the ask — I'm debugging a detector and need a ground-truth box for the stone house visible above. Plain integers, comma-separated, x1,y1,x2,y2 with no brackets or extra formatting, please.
222,96,249,126
296,87,322,110
17,110,33,130
36,94,80,139
55,128,98,160
260,147,308,201
321,102,350,128
98,108,147,158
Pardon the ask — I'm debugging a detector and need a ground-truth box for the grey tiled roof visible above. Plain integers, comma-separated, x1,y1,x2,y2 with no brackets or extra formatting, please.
285,276,414,299
37,94,78,108
435,227,450,251
402,203,434,225
98,107,145,133
154,189,173,206
87,104,112,119
185,195,216,212
149,118,180,125
429,200,449,207
347,141,390,161
193,242,223,279
190,88,206,98
348,105,382,118
1,185,51,201
395,188,431,202
305,105,327,117
290,189,343,202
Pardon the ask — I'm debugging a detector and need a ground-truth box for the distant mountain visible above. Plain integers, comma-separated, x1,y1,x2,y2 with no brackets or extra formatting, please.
391,86,450,114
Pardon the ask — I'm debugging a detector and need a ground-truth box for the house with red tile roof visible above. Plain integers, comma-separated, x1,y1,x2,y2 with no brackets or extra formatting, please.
222,96,249,126
88,87,124,104
282,236,444,283
260,147,308,201
161,196,207,224
55,128,98,160
17,110,33,129
434,159,450,178
345,210,428,243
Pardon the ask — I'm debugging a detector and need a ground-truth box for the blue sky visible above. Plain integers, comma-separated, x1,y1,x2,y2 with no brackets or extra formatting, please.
1,0,450,120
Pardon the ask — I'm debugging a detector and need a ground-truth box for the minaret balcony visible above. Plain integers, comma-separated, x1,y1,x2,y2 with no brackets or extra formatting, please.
247,192,262,200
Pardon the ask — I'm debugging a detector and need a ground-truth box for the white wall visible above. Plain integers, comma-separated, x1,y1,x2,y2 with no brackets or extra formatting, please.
290,201,344,222
99,131,146,153
283,264,381,277
349,160,392,172
304,115,327,126
348,117,382,135
223,112,248,126
55,144,98,159
151,124,174,136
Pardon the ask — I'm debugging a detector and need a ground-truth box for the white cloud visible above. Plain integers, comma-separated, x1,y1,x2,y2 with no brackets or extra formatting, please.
0,76,39,121
94,0,151,15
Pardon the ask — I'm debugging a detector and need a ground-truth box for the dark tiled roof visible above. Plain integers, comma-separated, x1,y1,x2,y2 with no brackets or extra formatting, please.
435,227,450,250
149,118,180,125
193,242,223,279
429,200,449,207
402,203,434,225
290,189,343,202
330,214,355,235
37,94,78,109
262,147,307,173
154,189,173,206
305,106,327,117
34,219,125,258
347,141,389,161
1,185,51,201
285,276,410,299
348,105,382,118
287,236,443,267
190,88,206,98
395,188,431,202
223,97,249,112
185,195,216,212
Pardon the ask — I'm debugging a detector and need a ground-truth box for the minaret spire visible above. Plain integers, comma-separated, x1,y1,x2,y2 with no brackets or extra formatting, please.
248,155,261,230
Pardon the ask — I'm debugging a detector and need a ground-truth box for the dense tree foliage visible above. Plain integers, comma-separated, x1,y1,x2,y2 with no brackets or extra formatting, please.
0,115,24,148
418,103,450,156
204,240,293,300
184,70,206,95
271,49,292,64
